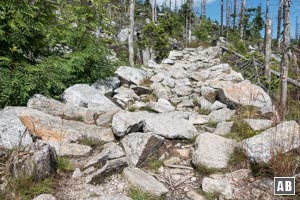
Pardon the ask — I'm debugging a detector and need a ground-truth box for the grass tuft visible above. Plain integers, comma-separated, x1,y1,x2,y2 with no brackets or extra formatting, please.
128,186,165,200
57,157,74,173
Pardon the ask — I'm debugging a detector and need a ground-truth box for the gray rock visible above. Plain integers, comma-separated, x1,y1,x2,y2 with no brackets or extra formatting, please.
46,141,92,157
217,81,272,112
61,84,120,113
211,101,226,111
173,86,193,96
84,142,125,169
197,96,212,111
121,132,164,166
214,122,234,136
28,94,95,124
123,167,168,196
244,119,273,131
241,121,300,163
175,78,191,87
115,66,149,86
161,77,175,88
192,133,236,169
168,50,183,60
162,58,175,65
117,28,128,42
86,157,127,184
113,86,139,108
202,177,233,199
208,108,236,123
151,82,171,99
33,194,56,200
0,107,33,149
143,113,198,139
12,107,114,143
131,85,152,96
146,98,175,113
100,194,133,200
188,113,208,125
171,69,187,79
95,110,118,126
72,168,82,178
9,143,57,180
112,111,153,137
92,77,120,95
189,71,210,82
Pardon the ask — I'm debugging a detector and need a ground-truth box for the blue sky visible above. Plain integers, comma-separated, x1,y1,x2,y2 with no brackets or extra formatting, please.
156,0,300,39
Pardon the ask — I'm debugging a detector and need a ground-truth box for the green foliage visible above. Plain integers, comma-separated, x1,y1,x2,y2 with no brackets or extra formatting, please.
0,0,116,108
138,22,170,61
57,157,74,173
78,137,105,148
5,176,55,200
194,19,212,42
159,13,182,38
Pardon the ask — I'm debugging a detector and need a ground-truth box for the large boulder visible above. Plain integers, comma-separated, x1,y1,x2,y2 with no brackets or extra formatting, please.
0,107,33,149
123,167,168,196
27,94,95,124
61,84,120,113
121,132,164,166
117,28,129,42
92,77,120,95
115,66,149,86
192,133,237,169
146,98,175,113
84,142,125,169
217,80,272,113
12,107,114,143
9,143,57,180
241,121,300,163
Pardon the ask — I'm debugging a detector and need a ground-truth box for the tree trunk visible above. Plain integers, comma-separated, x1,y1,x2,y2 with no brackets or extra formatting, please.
226,0,230,41
277,0,282,48
152,0,157,22
279,0,291,120
233,0,237,29
202,0,206,19
264,0,272,90
296,16,299,42
129,0,135,67
239,0,246,41
220,0,224,36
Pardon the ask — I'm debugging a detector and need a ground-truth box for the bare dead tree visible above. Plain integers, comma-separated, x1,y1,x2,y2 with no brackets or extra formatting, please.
220,0,224,36
239,0,246,41
277,0,283,48
226,0,230,41
233,0,237,29
264,0,272,90
128,0,135,67
152,0,157,22
279,0,291,119
202,0,206,19
296,16,299,42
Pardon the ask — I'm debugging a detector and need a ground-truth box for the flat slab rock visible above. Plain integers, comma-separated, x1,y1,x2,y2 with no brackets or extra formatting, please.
207,108,236,123
45,141,92,157
121,132,164,166
123,167,168,196
244,118,273,131
192,132,237,169
241,121,300,163
0,107,33,149
12,107,114,143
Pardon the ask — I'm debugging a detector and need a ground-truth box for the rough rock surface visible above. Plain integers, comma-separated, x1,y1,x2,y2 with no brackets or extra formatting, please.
115,66,149,85
33,194,56,200
46,141,92,157
244,118,273,131
242,121,300,163
92,77,120,95
123,167,168,196
61,84,120,112
0,107,33,149
121,132,164,166
208,108,236,123
9,143,57,180
192,133,237,169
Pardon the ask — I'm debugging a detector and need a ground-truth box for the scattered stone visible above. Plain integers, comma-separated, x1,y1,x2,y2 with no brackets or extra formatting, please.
115,66,149,85
162,77,175,88
151,82,171,99
200,86,216,102
117,28,128,42
175,78,191,87
0,107,33,149
211,101,226,111
121,132,164,166
164,157,181,166
61,84,120,112
186,190,206,200
131,85,152,96
33,194,56,200
214,122,234,136
171,69,187,79
72,168,82,178
162,58,175,65
188,113,208,125
9,143,57,180
168,50,183,60
244,119,273,131
242,121,300,163
100,194,133,200
197,96,212,111
113,86,139,108
208,108,236,123
123,167,168,196
192,133,237,169
146,98,175,113
84,142,125,169
46,141,92,157
202,176,233,199
92,77,120,95
86,157,127,184
173,86,193,96
95,110,118,126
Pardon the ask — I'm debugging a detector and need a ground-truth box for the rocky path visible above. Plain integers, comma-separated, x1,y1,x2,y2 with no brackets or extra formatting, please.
1,46,300,200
